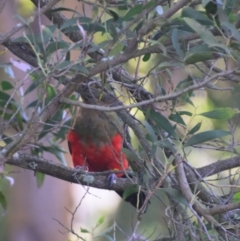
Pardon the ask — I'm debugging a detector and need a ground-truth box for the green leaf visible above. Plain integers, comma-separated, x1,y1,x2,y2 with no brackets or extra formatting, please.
147,109,177,138
222,21,240,43
142,53,151,62
143,120,157,142
46,85,56,102
190,43,211,53
92,3,99,21
26,100,39,109
185,51,215,64
198,108,237,120
107,9,119,21
36,172,45,188
41,25,57,43
77,65,89,75
108,22,118,41
95,215,105,228
60,17,77,30
184,130,230,147
150,143,157,158
40,143,67,165
53,119,71,141
182,7,213,26
80,227,90,233
25,77,44,95
145,0,156,10
175,77,193,91
109,42,124,57
123,148,140,165
188,122,202,135
0,191,7,211
14,107,24,130
155,139,176,154
0,90,11,102
157,62,180,70
203,0,218,15
2,134,13,145
181,92,194,106
47,7,81,15
124,4,143,21
178,111,193,116
60,17,92,27
46,41,70,56
184,17,218,46
1,81,14,90
85,23,106,34
123,184,139,200
55,60,72,70
172,29,184,59
224,0,235,16
169,113,186,126
233,192,240,203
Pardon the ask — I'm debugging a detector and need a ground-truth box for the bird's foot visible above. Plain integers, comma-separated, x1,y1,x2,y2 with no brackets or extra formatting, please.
107,173,117,188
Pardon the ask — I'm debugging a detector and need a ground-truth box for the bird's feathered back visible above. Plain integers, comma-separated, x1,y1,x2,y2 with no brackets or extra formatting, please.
73,109,122,146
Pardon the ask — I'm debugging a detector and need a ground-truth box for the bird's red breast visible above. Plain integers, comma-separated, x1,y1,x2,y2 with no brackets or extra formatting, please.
67,129,128,177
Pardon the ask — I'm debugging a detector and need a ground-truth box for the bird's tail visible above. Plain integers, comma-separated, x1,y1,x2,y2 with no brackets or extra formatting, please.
115,181,149,211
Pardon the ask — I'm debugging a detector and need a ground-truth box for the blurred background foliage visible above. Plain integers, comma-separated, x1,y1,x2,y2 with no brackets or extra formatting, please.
0,0,240,240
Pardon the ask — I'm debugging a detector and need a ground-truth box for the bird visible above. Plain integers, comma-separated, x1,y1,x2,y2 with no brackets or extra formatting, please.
67,108,146,209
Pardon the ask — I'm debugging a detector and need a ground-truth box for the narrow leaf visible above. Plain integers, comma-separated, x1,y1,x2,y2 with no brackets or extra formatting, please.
178,111,193,116
149,109,177,138
36,172,45,188
0,191,7,211
1,81,14,90
169,113,186,126
184,130,230,147
107,9,119,21
143,120,157,142
185,51,215,64
155,139,176,154
184,17,218,46
182,7,213,26
124,4,143,20
0,90,11,102
172,29,184,59
26,100,39,109
188,122,202,135
80,228,90,233
198,108,237,120
95,216,105,228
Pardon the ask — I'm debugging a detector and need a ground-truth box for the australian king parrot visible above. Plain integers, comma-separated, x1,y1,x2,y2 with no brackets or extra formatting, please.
67,108,146,209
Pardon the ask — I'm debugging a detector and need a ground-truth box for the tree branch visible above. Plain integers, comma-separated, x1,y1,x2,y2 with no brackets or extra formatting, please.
5,153,134,192
197,155,240,178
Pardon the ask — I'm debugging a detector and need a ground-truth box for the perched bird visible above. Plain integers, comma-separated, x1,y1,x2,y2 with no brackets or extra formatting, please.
67,108,146,209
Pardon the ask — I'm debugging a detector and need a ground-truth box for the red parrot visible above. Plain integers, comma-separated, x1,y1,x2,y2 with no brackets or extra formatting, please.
67,108,145,209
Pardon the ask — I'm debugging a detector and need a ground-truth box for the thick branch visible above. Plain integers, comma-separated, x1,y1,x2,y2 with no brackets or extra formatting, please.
174,153,222,230
197,155,240,178
5,153,133,192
